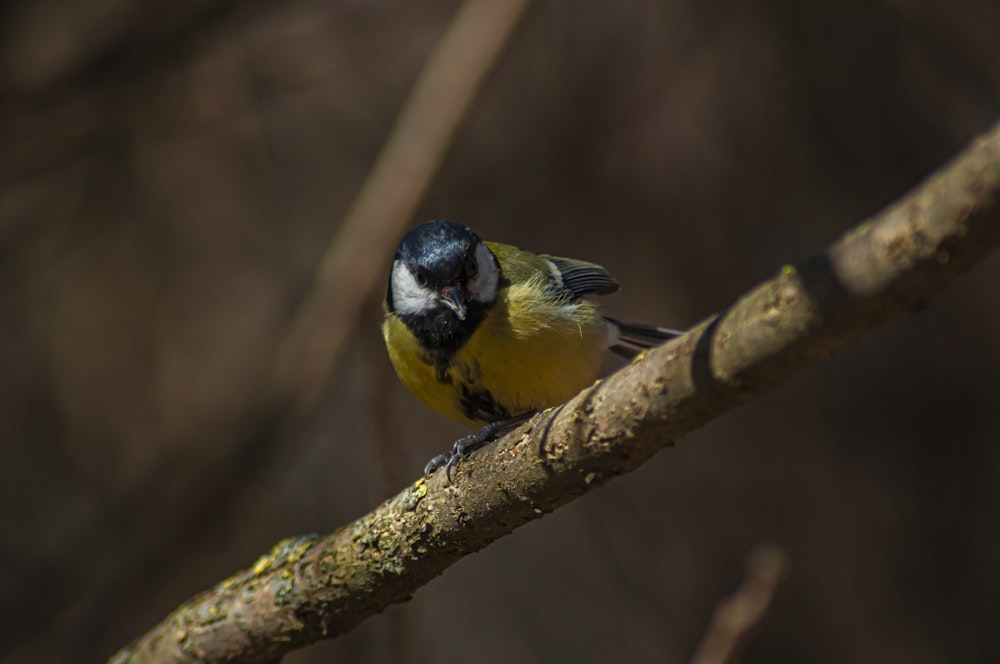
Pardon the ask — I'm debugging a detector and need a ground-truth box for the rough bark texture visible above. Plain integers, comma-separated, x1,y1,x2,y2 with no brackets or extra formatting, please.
111,120,1000,663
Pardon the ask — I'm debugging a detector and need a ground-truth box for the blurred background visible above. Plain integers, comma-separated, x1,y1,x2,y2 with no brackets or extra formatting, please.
2,0,1000,662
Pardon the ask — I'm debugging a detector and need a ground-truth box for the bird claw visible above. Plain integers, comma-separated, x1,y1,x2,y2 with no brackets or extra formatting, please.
423,411,537,484
423,428,494,483
423,453,452,480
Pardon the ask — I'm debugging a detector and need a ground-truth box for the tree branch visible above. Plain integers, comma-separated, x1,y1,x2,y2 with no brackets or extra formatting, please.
112,119,1000,663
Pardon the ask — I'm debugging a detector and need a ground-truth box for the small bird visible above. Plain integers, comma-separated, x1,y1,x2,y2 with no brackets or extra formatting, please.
382,220,682,479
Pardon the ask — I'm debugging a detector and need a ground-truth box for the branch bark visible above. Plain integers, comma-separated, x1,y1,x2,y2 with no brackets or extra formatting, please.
112,119,1000,663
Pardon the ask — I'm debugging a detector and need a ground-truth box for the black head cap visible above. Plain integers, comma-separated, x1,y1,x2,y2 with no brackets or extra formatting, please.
395,220,482,285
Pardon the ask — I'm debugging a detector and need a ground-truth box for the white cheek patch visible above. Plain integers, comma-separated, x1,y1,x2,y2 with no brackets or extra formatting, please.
467,243,499,303
391,261,438,315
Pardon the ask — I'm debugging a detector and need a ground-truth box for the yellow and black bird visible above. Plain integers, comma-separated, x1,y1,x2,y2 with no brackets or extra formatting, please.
382,220,682,479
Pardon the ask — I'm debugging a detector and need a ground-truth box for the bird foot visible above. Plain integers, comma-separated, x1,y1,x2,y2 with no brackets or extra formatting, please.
423,411,536,483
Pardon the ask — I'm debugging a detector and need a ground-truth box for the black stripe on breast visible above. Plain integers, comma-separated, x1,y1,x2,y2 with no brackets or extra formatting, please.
459,384,510,423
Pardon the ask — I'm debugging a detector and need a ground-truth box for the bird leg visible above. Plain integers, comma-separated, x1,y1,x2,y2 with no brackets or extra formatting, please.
424,410,537,483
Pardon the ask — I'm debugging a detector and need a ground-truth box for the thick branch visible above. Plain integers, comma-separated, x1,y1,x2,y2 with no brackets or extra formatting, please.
112,119,1000,663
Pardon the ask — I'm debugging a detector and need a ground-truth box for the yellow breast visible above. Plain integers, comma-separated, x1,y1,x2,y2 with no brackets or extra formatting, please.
383,278,609,428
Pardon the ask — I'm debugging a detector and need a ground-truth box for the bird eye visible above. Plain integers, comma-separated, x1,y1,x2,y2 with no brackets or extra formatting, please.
465,254,479,278
414,269,430,287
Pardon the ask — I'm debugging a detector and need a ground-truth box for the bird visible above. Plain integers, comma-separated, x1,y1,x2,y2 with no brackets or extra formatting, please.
382,220,682,480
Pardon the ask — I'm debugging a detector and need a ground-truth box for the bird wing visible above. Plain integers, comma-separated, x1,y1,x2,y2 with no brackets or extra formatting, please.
484,241,620,300
542,255,620,298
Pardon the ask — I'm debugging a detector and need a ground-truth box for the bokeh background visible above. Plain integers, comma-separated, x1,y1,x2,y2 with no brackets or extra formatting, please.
2,1,1000,662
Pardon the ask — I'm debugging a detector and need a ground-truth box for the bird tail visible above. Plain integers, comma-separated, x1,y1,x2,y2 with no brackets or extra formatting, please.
607,318,684,359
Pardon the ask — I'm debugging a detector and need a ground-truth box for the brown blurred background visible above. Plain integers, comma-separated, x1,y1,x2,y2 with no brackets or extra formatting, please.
2,0,1000,662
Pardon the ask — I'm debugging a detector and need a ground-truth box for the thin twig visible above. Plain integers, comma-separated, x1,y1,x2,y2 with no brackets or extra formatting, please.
272,0,533,413
689,546,789,664
111,120,1000,663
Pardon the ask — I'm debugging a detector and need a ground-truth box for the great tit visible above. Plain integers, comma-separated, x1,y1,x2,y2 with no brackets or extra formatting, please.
383,220,682,479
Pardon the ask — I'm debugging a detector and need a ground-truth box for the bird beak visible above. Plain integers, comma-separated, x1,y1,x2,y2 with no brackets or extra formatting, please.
439,287,467,320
